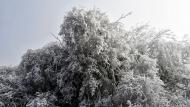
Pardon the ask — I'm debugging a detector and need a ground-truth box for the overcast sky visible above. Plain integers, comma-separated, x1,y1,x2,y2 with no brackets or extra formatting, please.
1,0,190,66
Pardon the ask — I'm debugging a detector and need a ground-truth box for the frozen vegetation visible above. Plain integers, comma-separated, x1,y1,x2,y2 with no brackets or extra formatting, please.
0,8,190,107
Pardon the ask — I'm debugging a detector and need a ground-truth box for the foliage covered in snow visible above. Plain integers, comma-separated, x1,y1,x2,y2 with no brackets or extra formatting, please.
0,8,190,107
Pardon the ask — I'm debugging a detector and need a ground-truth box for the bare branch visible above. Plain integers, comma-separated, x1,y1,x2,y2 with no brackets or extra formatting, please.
50,32,63,47
114,11,132,23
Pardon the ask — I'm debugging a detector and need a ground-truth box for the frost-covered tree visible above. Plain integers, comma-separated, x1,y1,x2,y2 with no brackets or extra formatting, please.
125,25,190,106
57,8,169,107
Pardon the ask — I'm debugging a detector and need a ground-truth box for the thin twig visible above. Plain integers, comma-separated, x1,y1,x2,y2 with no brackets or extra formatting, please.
114,11,132,23
50,32,63,47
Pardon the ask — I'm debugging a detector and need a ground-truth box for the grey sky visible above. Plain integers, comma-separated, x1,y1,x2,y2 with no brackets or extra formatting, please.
1,0,190,66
